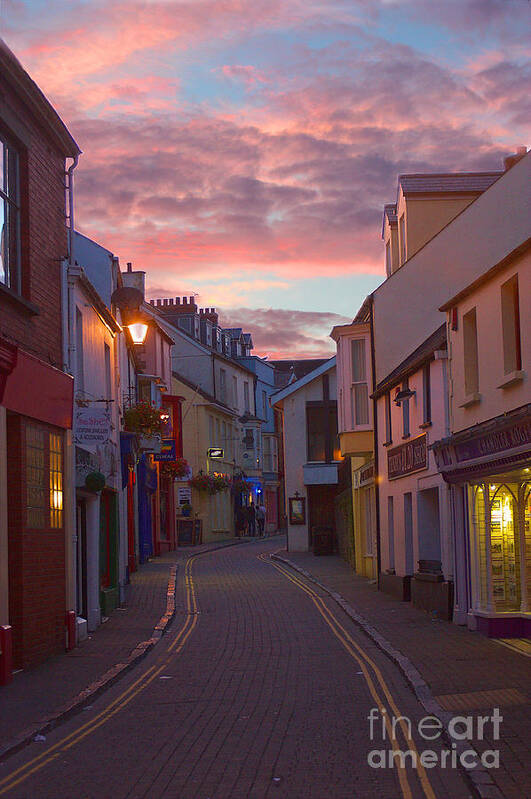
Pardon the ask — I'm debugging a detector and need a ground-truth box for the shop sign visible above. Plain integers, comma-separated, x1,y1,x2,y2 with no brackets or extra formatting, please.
74,408,111,448
388,434,427,480
153,440,176,462
353,461,374,489
75,446,99,487
208,447,224,459
455,419,531,463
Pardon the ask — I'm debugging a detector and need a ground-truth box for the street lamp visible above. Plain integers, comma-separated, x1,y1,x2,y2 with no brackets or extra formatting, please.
127,320,149,345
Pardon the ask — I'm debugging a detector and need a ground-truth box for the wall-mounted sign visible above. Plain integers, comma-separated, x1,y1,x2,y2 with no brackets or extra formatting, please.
207,447,224,459
74,408,111,448
455,419,531,462
288,496,306,525
387,434,427,480
177,486,192,506
153,440,176,462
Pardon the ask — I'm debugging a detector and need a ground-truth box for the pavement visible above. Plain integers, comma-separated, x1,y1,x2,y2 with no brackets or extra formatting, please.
273,548,531,799
0,537,245,760
0,536,529,799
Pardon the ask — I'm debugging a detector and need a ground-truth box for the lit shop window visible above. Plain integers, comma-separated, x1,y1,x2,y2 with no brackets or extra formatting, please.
26,424,46,529
49,433,63,528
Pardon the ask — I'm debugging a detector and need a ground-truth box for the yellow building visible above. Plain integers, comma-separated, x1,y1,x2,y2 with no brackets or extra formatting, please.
331,301,376,579
172,371,238,542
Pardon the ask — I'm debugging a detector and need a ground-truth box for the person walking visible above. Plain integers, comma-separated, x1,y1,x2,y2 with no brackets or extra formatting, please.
247,502,257,536
256,503,266,536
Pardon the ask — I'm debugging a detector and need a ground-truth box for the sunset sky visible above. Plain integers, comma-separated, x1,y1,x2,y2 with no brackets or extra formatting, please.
2,1,529,357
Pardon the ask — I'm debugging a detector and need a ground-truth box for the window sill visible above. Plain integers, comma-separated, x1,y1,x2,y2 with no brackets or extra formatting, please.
419,421,432,429
382,440,393,448
459,392,481,408
0,283,40,316
497,370,525,390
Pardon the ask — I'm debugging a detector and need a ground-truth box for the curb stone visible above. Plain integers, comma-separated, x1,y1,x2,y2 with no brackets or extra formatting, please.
0,535,278,763
271,552,504,799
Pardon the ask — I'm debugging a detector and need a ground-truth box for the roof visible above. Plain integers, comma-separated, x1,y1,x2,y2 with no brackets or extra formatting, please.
272,357,336,405
0,38,80,157
398,172,502,196
269,358,329,388
373,325,446,399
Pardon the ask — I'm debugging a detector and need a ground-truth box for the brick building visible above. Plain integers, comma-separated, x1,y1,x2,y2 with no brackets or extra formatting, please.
0,39,81,673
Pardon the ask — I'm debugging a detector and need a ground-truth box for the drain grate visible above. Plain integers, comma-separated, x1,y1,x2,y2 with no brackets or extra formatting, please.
435,688,528,711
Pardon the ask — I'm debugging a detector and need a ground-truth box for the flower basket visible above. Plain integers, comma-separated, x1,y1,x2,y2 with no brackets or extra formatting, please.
159,458,190,480
188,473,230,495
124,401,167,437
231,477,253,494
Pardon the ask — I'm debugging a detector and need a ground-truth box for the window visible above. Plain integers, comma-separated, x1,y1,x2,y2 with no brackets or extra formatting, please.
243,381,250,412
232,375,238,408
422,363,431,424
0,134,21,291
306,403,339,462
463,308,479,395
75,308,84,395
26,423,63,529
388,496,395,571
209,415,214,444
244,427,254,450
219,368,226,403
262,390,268,421
351,339,369,426
501,275,522,374
402,379,410,438
399,214,406,265
104,343,112,400
385,240,391,276
49,432,63,529
385,392,392,444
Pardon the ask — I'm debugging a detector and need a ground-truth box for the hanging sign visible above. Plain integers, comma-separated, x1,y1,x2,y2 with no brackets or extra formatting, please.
153,440,177,462
207,447,224,459
74,408,111,448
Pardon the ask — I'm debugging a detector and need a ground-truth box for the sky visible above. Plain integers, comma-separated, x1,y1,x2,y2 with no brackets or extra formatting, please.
1,0,530,358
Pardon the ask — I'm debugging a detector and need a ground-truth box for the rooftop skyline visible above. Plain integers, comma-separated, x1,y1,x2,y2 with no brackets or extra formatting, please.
2,0,529,357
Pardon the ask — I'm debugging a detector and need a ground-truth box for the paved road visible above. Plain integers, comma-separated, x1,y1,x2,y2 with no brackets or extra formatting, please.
1,539,472,799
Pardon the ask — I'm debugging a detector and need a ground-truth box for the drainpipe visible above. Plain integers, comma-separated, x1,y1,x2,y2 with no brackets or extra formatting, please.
368,295,382,586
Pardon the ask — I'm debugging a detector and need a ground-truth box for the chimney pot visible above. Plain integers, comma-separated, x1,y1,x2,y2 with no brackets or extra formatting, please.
156,299,162,306
127,262,132,272
189,296,194,304
149,299,155,305
176,297,180,304
169,298,174,305
183,297,188,304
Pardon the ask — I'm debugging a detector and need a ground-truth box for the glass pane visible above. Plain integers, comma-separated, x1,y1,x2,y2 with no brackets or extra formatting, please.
0,141,4,193
0,199,6,285
351,339,366,382
307,406,326,461
26,424,46,529
489,484,519,611
354,383,369,425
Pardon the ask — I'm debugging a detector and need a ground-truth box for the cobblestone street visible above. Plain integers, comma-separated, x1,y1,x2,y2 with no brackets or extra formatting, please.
0,539,477,799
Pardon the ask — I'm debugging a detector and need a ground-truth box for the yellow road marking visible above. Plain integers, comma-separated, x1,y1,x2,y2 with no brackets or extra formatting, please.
261,554,437,799
0,554,202,796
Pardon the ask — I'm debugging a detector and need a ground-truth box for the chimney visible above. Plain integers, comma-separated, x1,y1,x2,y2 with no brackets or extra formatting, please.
122,263,146,298
203,307,219,325
504,146,527,171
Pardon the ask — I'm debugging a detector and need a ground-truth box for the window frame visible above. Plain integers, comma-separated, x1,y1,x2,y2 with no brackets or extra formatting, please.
0,132,22,293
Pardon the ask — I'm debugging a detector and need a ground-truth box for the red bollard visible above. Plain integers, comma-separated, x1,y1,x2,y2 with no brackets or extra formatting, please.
65,610,76,651
0,625,13,686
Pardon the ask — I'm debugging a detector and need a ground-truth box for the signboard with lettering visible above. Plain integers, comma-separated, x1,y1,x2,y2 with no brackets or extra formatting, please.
74,408,111,448
387,434,427,480
153,440,176,462
455,420,531,462
208,447,224,459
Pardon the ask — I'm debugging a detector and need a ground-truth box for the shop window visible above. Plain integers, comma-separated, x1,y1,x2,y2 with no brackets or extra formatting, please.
26,424,46,528
0,133,21,292
501,275,521,374
489,485,520,611
463,308,479,395
49,433,63,529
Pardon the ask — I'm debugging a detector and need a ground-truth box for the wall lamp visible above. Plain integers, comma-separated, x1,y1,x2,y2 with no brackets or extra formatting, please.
394,387,416,405
111,285,150,345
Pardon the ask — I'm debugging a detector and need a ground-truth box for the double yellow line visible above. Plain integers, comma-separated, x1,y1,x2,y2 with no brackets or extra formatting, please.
0,555,200,797
261,554,437,799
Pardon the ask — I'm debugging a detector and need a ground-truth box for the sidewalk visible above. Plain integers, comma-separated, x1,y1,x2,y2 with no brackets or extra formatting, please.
0,537,243,759
273,549,530,799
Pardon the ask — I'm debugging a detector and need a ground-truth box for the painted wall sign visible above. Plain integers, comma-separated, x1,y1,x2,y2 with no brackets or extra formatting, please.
153,439,177,462
74,408,111,448
455,419,531,463
208,447,224,459
387,434,427,480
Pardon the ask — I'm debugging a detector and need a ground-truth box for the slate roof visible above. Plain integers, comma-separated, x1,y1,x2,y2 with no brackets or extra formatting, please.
398,172,502,195
269,358,330,388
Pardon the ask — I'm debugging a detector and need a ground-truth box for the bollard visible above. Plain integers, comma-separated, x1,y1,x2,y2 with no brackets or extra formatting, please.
65,610,76,651
0,625,13,685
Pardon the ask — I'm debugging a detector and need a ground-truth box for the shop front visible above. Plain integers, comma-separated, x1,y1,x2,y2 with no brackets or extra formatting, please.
433,405,531,638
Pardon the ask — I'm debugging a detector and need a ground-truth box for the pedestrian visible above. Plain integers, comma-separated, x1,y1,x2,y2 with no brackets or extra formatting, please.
247,502,256,536
256,503,266,536
235,505,247,537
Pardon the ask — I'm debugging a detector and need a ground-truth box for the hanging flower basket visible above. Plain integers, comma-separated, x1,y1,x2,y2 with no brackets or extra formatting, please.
231,477,253,494
123,401,167,437
188,473,230,495
159,457,190,480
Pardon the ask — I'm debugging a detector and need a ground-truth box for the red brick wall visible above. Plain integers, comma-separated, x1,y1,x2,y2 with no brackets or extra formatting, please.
7,414,66,669
0,76,69,370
